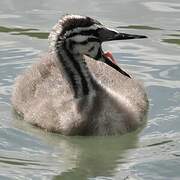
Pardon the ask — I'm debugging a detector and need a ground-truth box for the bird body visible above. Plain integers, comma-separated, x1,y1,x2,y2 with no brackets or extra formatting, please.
12,15,148,135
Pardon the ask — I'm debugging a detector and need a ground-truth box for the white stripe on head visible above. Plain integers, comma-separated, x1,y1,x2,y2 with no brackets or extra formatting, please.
69,34,97,42
65,24,100,37
66,34,100,57
48,21,101,53
63,14,85,20
72,40,99,55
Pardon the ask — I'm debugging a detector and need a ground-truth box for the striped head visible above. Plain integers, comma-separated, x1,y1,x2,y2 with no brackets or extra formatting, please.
49,15,147,63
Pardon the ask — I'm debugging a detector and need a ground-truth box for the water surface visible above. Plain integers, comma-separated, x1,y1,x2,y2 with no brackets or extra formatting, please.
0,0,180,179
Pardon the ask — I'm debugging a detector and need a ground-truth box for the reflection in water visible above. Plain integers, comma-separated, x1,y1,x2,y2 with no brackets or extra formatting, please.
162,34,180,46
0,156,44,166
12,32,49,39
51,134,138,180
162,38,180,46
11,113,140,179
167,34,180,37
147,140,173,147
0,25,49,39
0,26,38,32
42,134,139,179
143,2,180,12
117,25,163,31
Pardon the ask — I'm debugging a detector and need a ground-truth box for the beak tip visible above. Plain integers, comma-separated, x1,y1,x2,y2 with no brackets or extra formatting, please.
139,35,148,39
112,33,148,41
130,34,148,39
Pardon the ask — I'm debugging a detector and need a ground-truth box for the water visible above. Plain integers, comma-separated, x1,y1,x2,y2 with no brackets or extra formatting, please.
0,0,180,179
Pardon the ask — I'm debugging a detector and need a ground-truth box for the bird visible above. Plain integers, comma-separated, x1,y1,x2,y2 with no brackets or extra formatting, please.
12,14,148,136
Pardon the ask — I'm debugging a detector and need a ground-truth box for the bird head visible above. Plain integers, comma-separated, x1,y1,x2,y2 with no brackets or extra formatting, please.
49,15,147,69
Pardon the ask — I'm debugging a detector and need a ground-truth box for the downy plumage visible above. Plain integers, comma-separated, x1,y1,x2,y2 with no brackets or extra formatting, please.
12,15,148,135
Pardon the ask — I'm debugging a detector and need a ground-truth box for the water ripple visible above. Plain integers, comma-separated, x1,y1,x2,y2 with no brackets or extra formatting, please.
0,1,180,179
0,25,49,39
143,2,180,12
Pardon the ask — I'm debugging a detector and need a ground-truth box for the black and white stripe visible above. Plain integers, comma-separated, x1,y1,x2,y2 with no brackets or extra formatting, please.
53,15,130,98
55,28,98,98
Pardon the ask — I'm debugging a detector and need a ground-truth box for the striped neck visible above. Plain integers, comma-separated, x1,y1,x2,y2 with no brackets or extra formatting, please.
56,39,96,98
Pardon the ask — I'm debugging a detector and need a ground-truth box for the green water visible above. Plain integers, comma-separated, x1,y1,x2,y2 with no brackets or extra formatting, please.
0,0,180,179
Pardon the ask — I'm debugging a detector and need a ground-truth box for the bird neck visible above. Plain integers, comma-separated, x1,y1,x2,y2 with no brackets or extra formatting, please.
56,40,96,98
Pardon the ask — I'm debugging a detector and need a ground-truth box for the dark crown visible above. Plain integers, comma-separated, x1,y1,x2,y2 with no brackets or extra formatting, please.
60,15,101,36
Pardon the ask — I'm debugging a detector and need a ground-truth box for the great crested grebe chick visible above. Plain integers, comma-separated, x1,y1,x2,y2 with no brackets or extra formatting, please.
12,15,148,135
